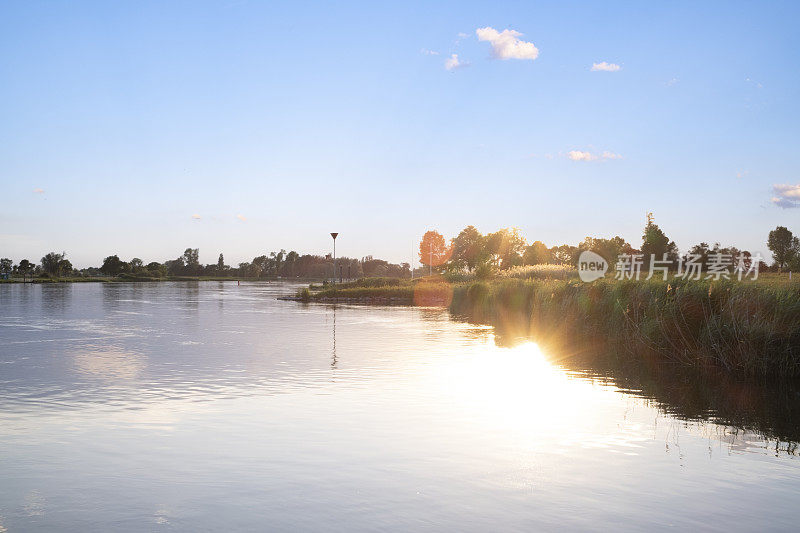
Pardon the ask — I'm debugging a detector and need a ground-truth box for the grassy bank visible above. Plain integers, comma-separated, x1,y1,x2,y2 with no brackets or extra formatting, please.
450,278,800,377
298,275,800,377
298,277,453,305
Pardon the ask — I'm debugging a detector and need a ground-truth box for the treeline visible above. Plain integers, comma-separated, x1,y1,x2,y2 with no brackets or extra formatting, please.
2,221,798,282
0,248,411,281
419,221,800,274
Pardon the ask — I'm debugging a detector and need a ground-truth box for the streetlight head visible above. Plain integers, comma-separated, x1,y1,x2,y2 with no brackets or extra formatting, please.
330,232,338,240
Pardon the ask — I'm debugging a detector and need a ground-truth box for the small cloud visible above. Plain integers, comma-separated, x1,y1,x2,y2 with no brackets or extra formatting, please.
772,184,800,208
736,170,749,179
476,27,539,61
445,53,467,71
568,150,597,162
421,48,439,55
457,32,469,39
33,188,44,194
191,214,201,220
567,149,622,162
745,77,764,89
236,214,247,221
591,61,621,72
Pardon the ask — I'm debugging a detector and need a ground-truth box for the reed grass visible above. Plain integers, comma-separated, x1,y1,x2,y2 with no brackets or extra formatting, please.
449,278,800,377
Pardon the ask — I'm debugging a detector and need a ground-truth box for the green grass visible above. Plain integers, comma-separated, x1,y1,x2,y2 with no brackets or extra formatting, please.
449,277,800,377
297,274,800,376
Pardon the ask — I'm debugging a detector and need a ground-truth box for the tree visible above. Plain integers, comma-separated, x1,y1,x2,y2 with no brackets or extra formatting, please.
100,255,127,276
551,244,577,264
641,218,679,265
17,259,34,282
129,258,144,273
419,230,452,274
216,253,228,273
451,225,487,272
58,258,73,276
0,258,11,277
485,227,527,269
522,241,550,265
41,252,66,276
687,242,711,266
576,236,635,265
165,258,185,276
183,248,200,275
282,251,299,277
146,262,167,277
767,226,799,270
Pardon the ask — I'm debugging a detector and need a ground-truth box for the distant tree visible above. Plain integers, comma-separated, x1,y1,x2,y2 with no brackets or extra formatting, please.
485,227,526,269
182,248,200,275
129,258,144,273
16,259,34,282
419,230,452,274
146,262,167,277
0,258,11,276
641,218,679,265
451,225,487,272
550,244,577,264
577,236,636,265
165,258,185,276
58,258,73,276
767,226,799,270
216,253,228,273
41,252,66,276
100,255,127,276
687,242,711,266
522,241,550,265
282,251,299,277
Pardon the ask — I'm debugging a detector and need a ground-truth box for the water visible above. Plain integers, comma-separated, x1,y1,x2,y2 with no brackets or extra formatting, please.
1,282,799,531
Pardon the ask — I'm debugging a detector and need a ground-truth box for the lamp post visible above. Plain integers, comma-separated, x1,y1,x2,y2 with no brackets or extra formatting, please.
330,232,338,284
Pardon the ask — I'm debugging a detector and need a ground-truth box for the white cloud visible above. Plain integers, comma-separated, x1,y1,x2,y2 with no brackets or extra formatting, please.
736,170,749,179
772,184,800,208
421,48,439,56
568,150,597,162
666,77,678,86
591,61,621,72
567,149,622,162
191,214,201,220
746,77,764,89
445,54,467,71
33,188,44,193
236,214,247,221
476,27,539,61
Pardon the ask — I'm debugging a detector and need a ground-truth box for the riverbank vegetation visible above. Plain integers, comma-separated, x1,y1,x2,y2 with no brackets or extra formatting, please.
0,248,411,283
297,274,799,376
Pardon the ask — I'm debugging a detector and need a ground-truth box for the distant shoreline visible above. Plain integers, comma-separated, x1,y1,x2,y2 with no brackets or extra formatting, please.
0,276,330,284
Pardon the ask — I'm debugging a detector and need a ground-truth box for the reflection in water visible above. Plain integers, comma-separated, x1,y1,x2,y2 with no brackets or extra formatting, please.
331,304,337,369
1,282,799,531
452,313,800,453
72,345,146,381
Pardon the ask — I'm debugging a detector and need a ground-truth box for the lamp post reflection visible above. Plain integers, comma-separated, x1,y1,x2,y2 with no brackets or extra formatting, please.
331,304,337,369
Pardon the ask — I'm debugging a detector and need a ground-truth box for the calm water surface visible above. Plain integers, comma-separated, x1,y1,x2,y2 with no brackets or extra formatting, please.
1,282,799,531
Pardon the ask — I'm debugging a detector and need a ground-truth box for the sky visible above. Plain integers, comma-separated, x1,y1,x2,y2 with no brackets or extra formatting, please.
1,1,799,268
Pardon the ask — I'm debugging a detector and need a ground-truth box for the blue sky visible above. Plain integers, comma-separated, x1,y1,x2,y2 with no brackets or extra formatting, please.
1,1,799,267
